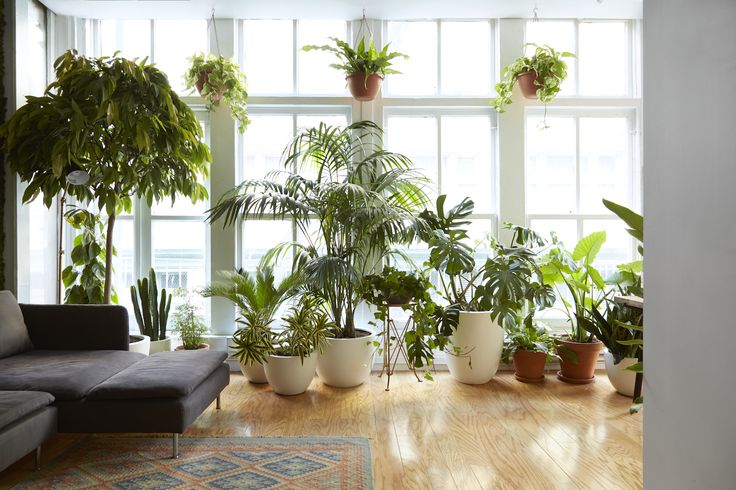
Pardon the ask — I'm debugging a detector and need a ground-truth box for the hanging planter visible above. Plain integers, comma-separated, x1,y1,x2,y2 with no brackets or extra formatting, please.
346,73,384,101
493,44,574,113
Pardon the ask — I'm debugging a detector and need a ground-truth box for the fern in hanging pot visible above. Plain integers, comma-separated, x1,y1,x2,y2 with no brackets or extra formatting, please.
184,53,250,132
302,36,408,101
493,44,574,113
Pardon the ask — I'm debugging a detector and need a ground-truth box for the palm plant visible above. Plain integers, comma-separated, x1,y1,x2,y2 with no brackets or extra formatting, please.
207,121,429,338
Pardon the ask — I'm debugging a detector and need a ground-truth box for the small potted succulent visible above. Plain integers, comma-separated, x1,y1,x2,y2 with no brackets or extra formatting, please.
172,289,209,350
493,44,574,113
302,36,408,101
502,321,557,383
130,268,173,354
184,53,250,132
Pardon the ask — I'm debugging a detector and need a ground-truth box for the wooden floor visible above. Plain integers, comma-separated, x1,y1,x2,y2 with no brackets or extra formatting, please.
0,370,642,489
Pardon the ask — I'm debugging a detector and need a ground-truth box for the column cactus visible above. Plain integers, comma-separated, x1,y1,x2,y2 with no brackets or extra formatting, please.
131,268,172,341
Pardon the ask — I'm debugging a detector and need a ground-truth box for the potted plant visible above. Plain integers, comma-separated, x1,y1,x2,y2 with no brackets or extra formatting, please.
302,36,407,101
416,196,556,384
207,121,429,388
202,266,302,383
184,53,250,133
539,231,608,384
502,321,557,383
172,290,209,350
493,44,574,113
130,268,173,354
263,297,331,396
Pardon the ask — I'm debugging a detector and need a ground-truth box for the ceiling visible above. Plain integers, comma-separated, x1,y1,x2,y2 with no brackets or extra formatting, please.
40,0,643,20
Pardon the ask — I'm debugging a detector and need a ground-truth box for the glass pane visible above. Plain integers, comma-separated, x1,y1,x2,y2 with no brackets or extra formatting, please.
441,116,494,213
385,116,438,201
525,21,576,95
583,219,633,278
151,196,208,217
526,116,576,214
27,0,46,96
580,117,632,214
441,22,491,96
153,20,207,94
579,22,627,96
23,199,57,303
152,220,207,291
100,20,151,61
297,20,348,95
112,218,135,329
243,20,294,95
468,218,494,263
242,114,293,181
529,219,577,251
386,22,438,96
241,221,293,278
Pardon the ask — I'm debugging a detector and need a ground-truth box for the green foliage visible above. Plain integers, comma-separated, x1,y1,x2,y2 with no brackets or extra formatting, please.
493,44,574,113
603,198,643,255
0,50,211,303
130,268,172,341
184,53,250,133
360,266,432,306
207,121,429,338
502,322,558,364
61,207,113,305
302,35,407,81
172,290,209,349
272,296,332,363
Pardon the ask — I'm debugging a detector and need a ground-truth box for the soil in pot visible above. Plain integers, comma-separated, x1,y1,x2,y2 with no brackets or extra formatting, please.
555,338,603,384
175,343,210,351
129,335,150,355
513,349,547,383
346,73,383,101
516,71,541,99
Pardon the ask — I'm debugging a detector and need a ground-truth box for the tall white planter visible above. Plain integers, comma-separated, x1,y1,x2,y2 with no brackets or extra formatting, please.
264,354,317,396
316,331,379,388
240,360,268,384
446,311,503,385
129,335,150,355
604,351,638,397
149,337,172,354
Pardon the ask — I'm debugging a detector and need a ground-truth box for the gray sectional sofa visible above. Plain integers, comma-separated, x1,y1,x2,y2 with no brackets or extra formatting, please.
0,291,230,472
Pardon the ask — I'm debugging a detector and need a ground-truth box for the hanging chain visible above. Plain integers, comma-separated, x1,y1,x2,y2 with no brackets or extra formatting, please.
208,9,222,57
356,8,373,41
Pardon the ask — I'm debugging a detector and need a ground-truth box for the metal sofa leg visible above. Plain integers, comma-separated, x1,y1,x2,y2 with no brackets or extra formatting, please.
216,394,221,410
172,433,180,459
35,446,42,470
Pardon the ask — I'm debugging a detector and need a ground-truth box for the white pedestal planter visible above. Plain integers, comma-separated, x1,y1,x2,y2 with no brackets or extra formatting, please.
129,335,150,355
240,361,268,384
316,331,379,388
604,351,638,397
149,337,172,354
446,311,504,385
264,354,317,395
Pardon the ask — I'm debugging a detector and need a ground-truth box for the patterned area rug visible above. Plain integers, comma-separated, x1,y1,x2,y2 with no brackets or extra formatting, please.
13,436,373,489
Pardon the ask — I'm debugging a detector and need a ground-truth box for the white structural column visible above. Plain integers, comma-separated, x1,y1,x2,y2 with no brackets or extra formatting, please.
207,18,238,336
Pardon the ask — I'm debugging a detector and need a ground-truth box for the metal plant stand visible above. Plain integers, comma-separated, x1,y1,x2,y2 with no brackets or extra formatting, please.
377,304,422,391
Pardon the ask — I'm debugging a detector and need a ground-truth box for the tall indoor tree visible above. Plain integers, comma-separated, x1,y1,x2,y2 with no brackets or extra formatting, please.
0,50,211,303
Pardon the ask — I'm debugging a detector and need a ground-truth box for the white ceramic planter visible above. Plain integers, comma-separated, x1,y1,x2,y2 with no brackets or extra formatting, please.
149,337,172,354
316,331,379,388
604,351,638,397
264,354,317,395
446,311,504,385
129,335,150,355
239,360,268,384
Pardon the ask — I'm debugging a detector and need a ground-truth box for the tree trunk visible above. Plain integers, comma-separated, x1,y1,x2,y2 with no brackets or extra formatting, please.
103,212,116,304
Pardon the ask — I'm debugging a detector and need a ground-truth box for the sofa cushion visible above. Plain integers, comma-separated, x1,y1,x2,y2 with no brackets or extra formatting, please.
0,291,33,359
87,350,228,400
0,391,55,430
0,350,145,401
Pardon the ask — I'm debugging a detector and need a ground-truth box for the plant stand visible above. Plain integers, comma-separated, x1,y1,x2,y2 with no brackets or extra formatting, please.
377,304,422,391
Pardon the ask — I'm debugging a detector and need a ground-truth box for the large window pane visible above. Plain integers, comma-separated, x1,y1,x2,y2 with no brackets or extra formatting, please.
242,115,293,181
100,20,151,61
153,20,207,93
241,221,293,277
526,116,576,214
297,21,348,95
112,218,135,328
579,22,628,96
441,22,491,96
529,219,577,250
583,219,633,278
385,116,438,200
441,116,494,213
243,20,294,95
152,220,207,291
386,22,438,96
525,21,576,95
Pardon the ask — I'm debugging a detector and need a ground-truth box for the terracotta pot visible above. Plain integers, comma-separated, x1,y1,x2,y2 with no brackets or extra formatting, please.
555,338,603,384
516,71,542,99
346,73,383,101
175,343,210,351
195,71,222,102
512,348,547,383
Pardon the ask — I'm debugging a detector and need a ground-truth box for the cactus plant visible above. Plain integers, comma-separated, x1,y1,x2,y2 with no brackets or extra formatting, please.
130,268,172,341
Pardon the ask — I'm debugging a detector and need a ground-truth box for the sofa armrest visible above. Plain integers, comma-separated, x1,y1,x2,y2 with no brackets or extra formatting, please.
19,304,130,351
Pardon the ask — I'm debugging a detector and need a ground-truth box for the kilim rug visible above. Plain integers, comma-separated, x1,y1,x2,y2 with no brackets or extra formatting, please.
12,436,373,489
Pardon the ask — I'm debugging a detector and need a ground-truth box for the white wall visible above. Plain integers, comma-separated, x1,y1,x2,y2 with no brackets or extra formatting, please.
644,1,736,488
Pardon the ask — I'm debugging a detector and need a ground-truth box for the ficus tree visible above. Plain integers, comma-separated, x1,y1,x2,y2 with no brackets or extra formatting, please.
0,50,211,303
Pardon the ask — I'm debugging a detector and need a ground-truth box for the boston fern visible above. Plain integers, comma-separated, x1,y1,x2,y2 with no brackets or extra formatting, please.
302,36,407,80
493,43,574,113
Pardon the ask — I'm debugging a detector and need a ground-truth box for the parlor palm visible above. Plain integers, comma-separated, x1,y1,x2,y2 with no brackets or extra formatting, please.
207,121,429,338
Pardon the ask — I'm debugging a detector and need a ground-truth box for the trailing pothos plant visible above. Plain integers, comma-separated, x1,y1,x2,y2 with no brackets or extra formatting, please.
302,35,407,82
493,43,574,113
184,53,250,133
